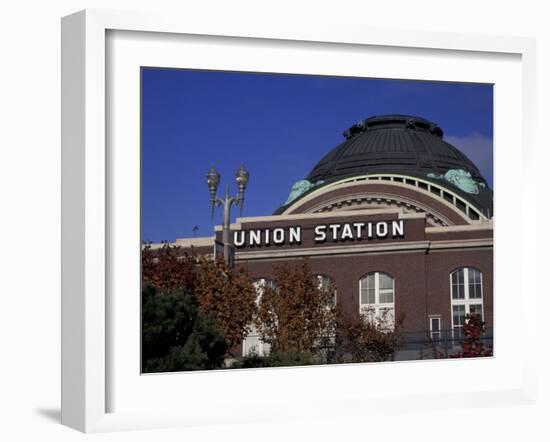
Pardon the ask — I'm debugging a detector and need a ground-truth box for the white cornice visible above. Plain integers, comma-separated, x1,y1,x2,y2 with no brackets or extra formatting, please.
281,174,486,224
145,236,215,249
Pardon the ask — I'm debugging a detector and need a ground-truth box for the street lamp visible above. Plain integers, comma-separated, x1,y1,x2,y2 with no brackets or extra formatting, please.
206,165,250,266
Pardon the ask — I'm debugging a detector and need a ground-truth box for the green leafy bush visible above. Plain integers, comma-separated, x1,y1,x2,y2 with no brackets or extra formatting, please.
142,285,227,372
231,350,317,369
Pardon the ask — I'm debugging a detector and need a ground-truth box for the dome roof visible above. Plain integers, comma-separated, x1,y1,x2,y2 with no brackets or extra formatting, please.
307,115,485,183
277,114,493,215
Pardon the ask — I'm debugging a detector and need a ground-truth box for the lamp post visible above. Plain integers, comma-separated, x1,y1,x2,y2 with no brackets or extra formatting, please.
206,165,250,267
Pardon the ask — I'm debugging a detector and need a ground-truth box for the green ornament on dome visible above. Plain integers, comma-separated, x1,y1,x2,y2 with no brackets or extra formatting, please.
284,179,324,205
427,169,485,195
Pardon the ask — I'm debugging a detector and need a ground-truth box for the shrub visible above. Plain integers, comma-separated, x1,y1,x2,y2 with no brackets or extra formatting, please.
142,285,227,372
339,309,404,363
231,350,317,369
450,313,492,358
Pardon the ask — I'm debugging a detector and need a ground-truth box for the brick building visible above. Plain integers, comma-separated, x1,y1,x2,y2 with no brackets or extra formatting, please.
152,115,493,360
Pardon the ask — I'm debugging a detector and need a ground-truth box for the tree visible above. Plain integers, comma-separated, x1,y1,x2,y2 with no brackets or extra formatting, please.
194,256,257,351
141,284,227,372
255,258,338,354
142,243,197,294
141,244,257,353
451,313,492,358
339,308,404,363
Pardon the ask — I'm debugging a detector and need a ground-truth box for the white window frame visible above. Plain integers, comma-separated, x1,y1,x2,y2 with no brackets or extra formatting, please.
449,267,484,339
359,272,395,328
429,315,442,341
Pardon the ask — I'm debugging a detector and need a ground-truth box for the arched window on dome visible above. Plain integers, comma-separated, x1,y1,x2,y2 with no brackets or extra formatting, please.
450,267,483,340
359,272,395,329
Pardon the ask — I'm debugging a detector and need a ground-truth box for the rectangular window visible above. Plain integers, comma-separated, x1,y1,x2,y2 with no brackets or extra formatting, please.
429,316,441,341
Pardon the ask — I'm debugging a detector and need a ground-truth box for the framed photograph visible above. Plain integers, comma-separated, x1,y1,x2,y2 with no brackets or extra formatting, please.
61,9,537,433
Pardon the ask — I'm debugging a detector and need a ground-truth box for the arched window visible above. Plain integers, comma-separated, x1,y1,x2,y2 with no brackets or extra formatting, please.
450,267,483,339
243,278,275,357
317,274,337,306
253,277,276,304
359,272,395,328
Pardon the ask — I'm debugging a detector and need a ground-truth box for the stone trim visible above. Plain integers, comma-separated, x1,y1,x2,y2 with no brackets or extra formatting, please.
147,236,214,249
282,176,482,224
426,221,493,233
308,193,452,226
428,238,493,250
235,238,492,261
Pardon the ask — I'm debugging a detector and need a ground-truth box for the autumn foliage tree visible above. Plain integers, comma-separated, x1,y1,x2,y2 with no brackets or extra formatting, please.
255,258,337,354
142,243,197,293
141,243,257,356
194,256,257,351
451,313,492,358
339,309,404,363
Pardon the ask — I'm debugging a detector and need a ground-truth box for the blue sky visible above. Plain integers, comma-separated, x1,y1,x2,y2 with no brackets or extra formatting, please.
141,68,493,243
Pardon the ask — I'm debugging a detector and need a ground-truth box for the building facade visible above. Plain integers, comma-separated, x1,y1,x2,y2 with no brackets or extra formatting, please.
154,115,494,360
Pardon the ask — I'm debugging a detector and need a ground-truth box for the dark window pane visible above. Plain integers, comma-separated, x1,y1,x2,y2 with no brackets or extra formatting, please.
458,269,464,285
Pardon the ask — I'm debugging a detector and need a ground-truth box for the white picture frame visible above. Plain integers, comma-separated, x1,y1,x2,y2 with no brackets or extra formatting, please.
61,9,537,433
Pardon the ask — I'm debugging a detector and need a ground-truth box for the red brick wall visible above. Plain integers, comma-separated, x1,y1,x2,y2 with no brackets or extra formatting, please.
238,246,493,334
